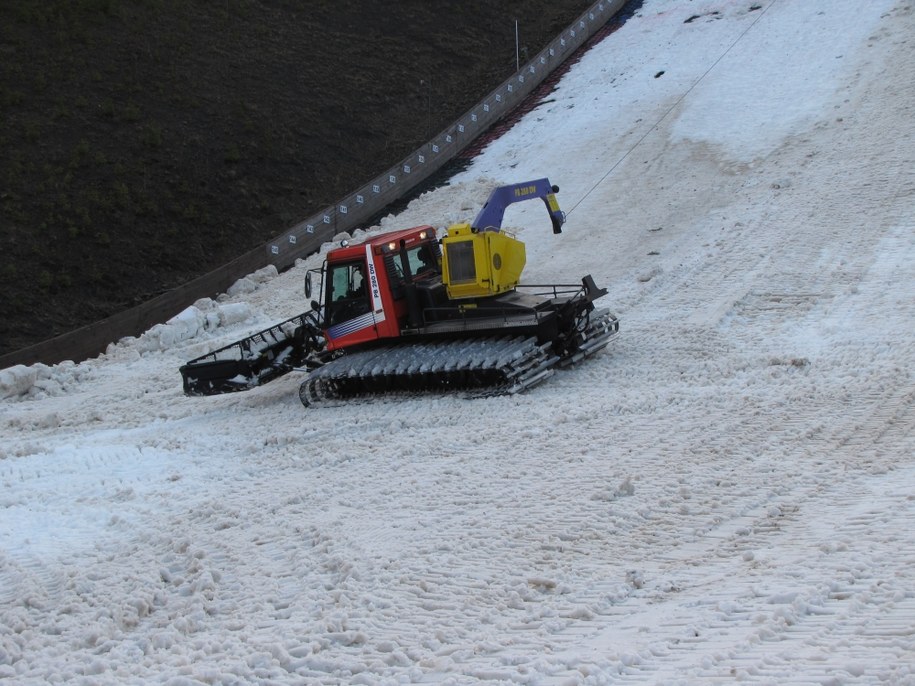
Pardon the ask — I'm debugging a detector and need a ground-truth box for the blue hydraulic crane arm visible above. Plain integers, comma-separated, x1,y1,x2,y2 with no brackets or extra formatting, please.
470,178,566,234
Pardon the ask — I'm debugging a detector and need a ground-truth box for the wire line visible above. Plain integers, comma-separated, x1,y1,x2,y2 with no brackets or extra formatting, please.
567,0,776,217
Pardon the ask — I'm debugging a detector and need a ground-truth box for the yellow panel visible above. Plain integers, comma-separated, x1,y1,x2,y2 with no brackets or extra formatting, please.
442,224,526,299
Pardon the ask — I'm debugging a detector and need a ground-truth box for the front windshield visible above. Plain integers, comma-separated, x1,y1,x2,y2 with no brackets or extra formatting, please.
406,242,439,278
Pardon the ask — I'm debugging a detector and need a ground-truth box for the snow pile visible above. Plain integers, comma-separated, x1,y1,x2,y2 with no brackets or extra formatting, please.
123,299,255,357
0,361,101,401
0,365,36,399
226,264,279,298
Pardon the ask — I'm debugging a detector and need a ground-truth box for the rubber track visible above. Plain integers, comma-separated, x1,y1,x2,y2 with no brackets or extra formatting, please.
299,336,556,406
298,311,619,407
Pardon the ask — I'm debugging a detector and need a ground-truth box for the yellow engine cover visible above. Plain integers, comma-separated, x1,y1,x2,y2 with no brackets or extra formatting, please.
441,223,526,299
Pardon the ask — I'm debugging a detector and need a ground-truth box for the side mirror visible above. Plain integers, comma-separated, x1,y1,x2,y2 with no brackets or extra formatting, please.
310,300,320,312
304,273,312,298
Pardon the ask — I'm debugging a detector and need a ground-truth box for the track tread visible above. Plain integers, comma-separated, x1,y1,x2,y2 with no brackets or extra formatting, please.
298,310,618,407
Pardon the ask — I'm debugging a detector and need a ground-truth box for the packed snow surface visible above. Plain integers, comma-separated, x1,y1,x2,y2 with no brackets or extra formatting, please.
2,0,914,683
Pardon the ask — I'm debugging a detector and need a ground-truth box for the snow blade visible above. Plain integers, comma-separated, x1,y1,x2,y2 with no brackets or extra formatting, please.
180,312,322,396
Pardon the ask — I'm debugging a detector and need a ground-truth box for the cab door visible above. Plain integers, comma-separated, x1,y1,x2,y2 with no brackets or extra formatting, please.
323,249,388,350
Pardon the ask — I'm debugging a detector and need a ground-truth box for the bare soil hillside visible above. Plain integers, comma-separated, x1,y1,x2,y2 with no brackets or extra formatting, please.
0,0,595,356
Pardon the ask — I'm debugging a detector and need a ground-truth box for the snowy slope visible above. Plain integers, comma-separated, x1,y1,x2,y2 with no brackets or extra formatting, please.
2,0,914,683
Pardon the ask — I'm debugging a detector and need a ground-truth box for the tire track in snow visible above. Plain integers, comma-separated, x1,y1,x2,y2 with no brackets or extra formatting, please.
0,553,66,611
534,462,915,683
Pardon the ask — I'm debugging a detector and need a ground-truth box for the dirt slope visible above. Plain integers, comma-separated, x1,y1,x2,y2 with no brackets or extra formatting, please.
0,0,593,355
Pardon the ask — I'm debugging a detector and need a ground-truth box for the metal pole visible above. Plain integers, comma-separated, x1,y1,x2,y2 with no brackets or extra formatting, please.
515,20,520,71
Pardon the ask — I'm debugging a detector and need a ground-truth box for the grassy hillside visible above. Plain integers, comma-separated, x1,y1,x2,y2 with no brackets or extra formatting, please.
0,0,593,356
